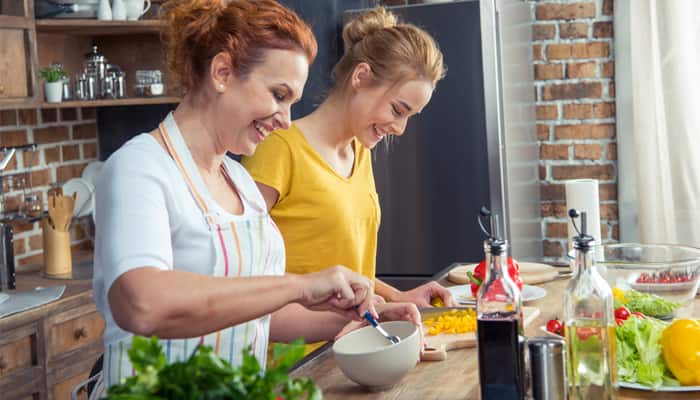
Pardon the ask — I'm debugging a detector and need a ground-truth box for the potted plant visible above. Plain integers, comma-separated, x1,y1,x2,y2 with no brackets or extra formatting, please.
40,64,66,103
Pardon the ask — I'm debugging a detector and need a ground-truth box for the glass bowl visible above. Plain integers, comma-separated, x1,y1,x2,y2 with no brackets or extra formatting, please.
594,243,700,318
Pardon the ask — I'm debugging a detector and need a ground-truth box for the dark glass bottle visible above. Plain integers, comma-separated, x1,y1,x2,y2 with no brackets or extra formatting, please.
476,209,525,400
564,209,617,400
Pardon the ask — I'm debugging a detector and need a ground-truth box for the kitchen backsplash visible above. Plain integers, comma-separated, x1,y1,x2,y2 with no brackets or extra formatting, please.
0,107,98,268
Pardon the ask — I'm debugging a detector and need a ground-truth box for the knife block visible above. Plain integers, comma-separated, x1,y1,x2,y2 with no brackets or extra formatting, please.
41,218,72,278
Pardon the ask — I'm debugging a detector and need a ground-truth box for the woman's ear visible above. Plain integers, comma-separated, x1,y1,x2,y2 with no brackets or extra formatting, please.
210,52,234,93
350,62,374,90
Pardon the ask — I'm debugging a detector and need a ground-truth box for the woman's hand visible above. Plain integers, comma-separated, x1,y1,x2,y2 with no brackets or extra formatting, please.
334,302,424,347
393,281,457,308
295,266,376,321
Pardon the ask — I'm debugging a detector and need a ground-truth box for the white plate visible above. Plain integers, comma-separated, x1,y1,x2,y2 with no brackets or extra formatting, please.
62,177,95,218
81,160,104,187
447,284,546,304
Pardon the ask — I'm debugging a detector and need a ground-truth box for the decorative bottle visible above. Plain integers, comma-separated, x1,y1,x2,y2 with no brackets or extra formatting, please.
476,207,526,400
564,209,617,399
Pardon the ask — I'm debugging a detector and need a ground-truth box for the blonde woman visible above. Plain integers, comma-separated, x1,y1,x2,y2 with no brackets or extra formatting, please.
242,7,455,317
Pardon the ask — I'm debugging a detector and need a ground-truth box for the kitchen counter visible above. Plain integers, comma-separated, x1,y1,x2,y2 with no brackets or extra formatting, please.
290,267,700,400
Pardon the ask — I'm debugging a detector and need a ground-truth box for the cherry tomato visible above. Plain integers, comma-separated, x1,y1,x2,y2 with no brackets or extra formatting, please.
632,311,646,319
546,318,563,335
576,327,597,341
615,318,625,326
614,306,631,320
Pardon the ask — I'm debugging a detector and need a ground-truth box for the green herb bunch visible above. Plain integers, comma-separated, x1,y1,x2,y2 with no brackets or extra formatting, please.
107,336,322,400
39,64,66,83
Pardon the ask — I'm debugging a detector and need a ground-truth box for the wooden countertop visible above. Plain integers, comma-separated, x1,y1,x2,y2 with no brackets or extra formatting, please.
291,270,700,400
0,253,93,331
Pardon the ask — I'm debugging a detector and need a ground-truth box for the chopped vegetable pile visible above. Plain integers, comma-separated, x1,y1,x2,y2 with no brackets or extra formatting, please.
613,287,681,318
424,308,477,336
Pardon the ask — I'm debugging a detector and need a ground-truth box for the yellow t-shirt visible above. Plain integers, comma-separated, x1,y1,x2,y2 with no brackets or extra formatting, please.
241,124,380,280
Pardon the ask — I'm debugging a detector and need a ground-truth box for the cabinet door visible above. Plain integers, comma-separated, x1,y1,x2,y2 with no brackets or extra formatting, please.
0,28,30,98
53,370,89,400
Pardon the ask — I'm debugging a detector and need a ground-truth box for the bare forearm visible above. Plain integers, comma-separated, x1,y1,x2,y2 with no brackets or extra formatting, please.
109,268,303,338
269,303,349,343
374,278,400,302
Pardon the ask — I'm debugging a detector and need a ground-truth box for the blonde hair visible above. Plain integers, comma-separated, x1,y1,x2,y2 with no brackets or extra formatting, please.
331,7,445,93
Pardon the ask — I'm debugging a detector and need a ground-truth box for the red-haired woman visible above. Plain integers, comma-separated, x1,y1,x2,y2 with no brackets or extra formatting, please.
91,0,420,392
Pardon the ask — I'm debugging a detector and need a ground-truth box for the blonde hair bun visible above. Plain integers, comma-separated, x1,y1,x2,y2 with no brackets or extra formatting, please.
342,7,398,51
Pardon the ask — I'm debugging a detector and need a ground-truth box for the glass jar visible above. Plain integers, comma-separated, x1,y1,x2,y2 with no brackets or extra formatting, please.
22,194,42,218
134,70,165,97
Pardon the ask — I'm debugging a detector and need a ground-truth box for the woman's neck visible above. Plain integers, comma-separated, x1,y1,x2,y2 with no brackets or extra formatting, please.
172,94,226,176
300,93,355,151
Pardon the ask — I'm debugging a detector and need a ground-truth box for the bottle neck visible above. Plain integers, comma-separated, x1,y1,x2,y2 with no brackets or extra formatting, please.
574,247,593,276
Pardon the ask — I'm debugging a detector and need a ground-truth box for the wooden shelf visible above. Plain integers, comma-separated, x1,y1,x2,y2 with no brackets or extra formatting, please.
35,19,163,35
39,96,180,109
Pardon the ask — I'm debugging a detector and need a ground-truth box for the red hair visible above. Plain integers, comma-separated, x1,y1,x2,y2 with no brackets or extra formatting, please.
161,0,317,91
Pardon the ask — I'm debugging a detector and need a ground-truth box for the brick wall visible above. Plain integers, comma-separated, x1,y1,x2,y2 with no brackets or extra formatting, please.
531,0,617,263
0,107,98,268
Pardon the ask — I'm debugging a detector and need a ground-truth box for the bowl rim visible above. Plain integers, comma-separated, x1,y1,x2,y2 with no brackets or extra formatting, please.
332,320,420,356
586,243,700,268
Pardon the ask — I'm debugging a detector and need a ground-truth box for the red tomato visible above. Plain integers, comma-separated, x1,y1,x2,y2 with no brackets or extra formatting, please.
546,318,563,335
615,318,625,326
576,327,597,341
632,311,646,319
614,306,631,320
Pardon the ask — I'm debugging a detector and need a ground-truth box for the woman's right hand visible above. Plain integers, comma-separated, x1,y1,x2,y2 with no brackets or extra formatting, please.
295,266,375,321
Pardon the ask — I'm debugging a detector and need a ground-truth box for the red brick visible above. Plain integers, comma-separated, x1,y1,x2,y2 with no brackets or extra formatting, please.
567,62,596,78
29,234,43,251
0,129,29,147
549,43,609,60
541,183,565,201
62,144,80,161
2,194,21,213
563,103,592,119
81,107,97,120
555,123,615,139
574,143,603,160
541,144,569,160
22,149,40,168
83,142,98,159
0,110,17,126
612,224,619,240
73,123,97,139
592,102,614,118
536,105,558,120
608,82,615,97
533,44,543,61
600,204,618,220
603,0,613,16
547,222,569,238
539,165,547,180
60,108,78,121
57,163,87,182
600,183,617,201
593,22,613,38
607,143,617,160
543,240,564,258
30,169,51,186
537,124,550,140
541,203,568,218
601,62,614,78
18,253,45,267
535,63,564,80
34,126,69,144
601,223,609,240
542,82,602,100
18,109,37,125
536,3,596,20
559,22,589,39
552,164,615,180
41,108,57,123
547,44,573,60
44,146,61,164
533,24,556,40
13,237,25,256
11,221,38,234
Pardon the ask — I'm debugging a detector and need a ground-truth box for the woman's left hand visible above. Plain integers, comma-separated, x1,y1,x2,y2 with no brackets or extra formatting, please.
393,281,457,308
334,302,423,344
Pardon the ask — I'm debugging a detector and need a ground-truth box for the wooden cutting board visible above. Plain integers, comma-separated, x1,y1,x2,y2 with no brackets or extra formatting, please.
447,262,560,285
420,306,540,362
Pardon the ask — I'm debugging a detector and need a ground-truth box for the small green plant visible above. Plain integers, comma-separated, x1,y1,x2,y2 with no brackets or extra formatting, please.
39,64,66,83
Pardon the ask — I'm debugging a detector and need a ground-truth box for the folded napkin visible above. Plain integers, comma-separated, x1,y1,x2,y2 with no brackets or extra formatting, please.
0,286,65,319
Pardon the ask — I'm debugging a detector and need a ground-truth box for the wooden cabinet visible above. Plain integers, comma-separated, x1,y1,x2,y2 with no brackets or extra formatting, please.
0,270,103,400
0,0,39,109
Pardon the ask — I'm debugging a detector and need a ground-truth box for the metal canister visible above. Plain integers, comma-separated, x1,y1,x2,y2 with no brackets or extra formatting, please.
528,336,567,400
85,74,97,100
84,45,107,98
75,73,86,100
62,78,72,101
113,71,126,98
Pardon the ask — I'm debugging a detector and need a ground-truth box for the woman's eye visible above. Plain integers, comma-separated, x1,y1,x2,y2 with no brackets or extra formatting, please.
391,104,403,117
273,91,285,101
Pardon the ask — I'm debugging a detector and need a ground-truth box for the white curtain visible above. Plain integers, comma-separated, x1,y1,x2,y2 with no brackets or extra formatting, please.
615,0,700,246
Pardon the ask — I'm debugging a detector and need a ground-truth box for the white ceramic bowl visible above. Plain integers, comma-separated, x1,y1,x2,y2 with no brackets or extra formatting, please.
333,321,420,390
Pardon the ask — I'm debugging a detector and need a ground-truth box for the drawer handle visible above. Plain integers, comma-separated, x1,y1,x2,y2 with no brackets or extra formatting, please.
0,356,6,369
74,327,88,339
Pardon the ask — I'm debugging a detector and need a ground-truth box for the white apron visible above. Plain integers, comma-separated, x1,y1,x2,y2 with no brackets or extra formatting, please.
91,115,285,395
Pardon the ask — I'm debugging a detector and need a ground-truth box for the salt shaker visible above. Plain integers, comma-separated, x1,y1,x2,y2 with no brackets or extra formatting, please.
528,337,567,400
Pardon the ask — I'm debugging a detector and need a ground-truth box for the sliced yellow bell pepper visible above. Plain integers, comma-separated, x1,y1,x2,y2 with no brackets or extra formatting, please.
661,319,700,385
